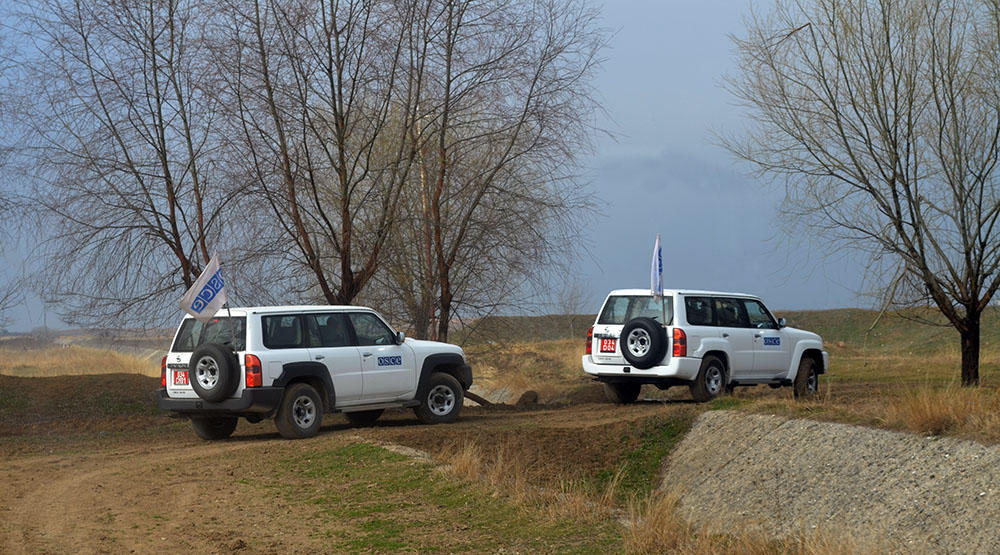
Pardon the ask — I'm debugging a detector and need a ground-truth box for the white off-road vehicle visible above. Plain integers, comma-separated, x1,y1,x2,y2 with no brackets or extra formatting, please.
582,289,828,403
158,306,472,440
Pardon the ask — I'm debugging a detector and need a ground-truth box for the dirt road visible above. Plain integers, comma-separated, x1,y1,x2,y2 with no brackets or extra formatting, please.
0,401,687,553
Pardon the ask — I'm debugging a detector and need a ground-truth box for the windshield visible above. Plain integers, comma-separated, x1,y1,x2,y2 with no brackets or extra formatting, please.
171,316,246,352
597,296,673,325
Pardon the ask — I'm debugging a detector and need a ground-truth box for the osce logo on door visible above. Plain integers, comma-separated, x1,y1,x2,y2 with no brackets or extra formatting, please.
377,356,403,366
762,337,781,347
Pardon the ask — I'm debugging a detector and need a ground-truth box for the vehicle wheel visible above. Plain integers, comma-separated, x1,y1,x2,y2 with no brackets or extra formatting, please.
602,382,641,404
190,416,238,440
188,343,239,402
275,383,323,439
414,373,464,424
690,356,726,402
793,357,819,399
344,409,384,427
620,317,667,369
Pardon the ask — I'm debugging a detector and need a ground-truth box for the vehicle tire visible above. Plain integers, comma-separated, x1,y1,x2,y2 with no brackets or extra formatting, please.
793,357,819,399
344,409,384,427
188,343,239,402
690,356,726,402
602,382,641,404
190,416,238,440
620,317,667,370
414,372,464,424
275,383,323,439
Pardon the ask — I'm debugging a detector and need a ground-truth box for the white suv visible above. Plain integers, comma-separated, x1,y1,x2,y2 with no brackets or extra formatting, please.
582,289,828,403
158,306,472,440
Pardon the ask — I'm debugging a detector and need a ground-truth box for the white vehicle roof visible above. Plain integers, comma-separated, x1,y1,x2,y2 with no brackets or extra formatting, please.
608,288,762,300
179,305,379,318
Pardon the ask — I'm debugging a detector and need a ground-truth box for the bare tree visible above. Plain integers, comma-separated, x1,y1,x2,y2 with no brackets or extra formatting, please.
727,0,1000,385
10,0,260,327
218,0,425,305
393,0,604,341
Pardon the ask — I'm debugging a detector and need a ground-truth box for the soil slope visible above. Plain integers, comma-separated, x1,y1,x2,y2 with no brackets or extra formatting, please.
663,410,1000,552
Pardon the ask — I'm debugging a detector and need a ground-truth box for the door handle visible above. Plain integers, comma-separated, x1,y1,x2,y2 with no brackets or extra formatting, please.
362,352,373,357
754,333,762,338
722,333,729,338
315,355,325,360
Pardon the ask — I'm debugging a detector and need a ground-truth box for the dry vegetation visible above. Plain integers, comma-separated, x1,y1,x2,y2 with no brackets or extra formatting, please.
0,344,158,378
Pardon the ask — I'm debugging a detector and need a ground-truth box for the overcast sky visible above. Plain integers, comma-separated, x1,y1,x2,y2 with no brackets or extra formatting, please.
2,0,872,331
573,0,868,314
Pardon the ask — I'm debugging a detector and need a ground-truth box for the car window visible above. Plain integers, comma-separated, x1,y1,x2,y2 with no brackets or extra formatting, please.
684,297,713,326
348,312,395,346
262,315,305,349
172,317,246,352
713,298,749,327
305,313,353,348
597,296,673,325
743,300,777,329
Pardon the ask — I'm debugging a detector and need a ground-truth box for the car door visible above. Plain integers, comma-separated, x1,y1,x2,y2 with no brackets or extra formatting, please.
347,312,416,402
713,297,755,378
743,299,793,377
304,313,363,404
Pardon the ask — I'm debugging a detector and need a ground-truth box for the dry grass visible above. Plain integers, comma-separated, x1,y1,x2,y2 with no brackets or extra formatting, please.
464,338,590,402
441,439,620,525
0,345,158,377
625,491,875,554
882,385,1000,439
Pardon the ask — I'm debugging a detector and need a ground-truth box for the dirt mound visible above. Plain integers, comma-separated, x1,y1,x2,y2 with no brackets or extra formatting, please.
663,410,1000,551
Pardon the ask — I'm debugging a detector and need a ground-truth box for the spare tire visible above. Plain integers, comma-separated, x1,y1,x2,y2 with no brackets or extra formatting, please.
620,317,667,369
189,343,239,402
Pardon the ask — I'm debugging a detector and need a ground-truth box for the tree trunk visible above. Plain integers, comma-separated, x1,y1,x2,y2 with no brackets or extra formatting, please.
960,311,981,386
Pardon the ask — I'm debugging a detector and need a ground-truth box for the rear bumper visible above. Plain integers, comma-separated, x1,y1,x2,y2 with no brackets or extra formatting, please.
581,354,702,382
157,387,283,415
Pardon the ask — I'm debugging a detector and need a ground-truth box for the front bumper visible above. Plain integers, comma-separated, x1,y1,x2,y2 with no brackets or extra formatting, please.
157,387,283,415
581,354,702,383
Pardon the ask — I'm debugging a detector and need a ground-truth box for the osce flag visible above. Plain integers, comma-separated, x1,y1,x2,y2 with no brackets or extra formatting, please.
650,234,662,298
179,253,227,323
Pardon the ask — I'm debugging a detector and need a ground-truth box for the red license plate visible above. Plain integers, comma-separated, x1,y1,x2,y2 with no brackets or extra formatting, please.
599,338,617,353
173,370,189,386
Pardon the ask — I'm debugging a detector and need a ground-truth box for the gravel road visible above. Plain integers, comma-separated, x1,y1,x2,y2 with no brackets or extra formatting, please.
662,410,1000,552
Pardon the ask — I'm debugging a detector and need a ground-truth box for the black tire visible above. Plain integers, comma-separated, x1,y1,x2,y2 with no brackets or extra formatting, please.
690,356,726,402
793,357,819,399
188,343,239,402
190,416,238,440
344,409,384,427
275,383,323,439
414,372,464,424
602,382,641,404
620,317,667,370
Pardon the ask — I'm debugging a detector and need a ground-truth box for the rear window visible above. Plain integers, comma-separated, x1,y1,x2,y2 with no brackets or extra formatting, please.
171,317,246,352
597,296,673,325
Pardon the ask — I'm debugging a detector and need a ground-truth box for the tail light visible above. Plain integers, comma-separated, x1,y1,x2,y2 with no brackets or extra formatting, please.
585,326,594,355
245,354,262,388
160,355,167,387
672,328,687,357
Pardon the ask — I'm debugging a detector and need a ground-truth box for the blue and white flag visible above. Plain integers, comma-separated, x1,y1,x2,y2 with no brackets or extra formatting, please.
650,234,662,299
179,252,227,323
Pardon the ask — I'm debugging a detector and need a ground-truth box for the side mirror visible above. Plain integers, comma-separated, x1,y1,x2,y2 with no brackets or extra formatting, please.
777,317,786,329
396,331,406,344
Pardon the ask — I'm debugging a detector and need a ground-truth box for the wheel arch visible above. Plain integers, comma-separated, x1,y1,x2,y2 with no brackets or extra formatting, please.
418,353,473,395
274,361,336,412
701,350,730,383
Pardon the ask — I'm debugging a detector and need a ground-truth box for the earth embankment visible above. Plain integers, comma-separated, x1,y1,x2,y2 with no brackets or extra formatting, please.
663,410,1000,552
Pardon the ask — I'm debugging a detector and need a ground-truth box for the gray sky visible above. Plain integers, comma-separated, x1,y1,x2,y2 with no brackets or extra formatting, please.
2,0,871,331
574,0,867,313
